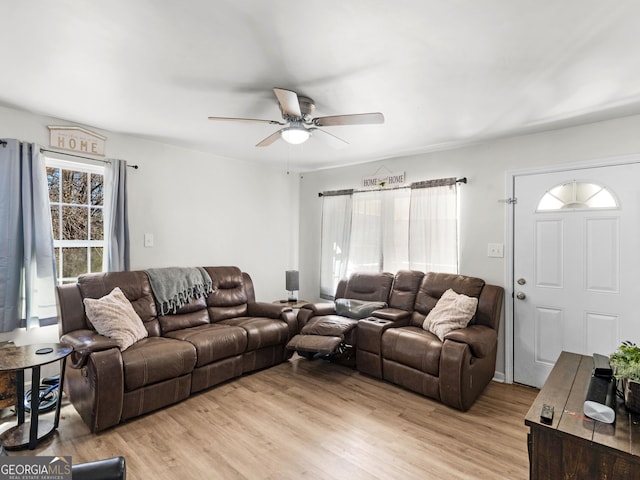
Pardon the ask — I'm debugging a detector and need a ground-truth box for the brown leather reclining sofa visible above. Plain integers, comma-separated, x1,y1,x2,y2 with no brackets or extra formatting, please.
57,266,503,433
56,266,297,432
291,270,504,411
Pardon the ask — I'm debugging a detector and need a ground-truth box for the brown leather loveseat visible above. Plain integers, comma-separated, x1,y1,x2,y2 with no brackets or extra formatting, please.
292,270,504,411
56,266,296,432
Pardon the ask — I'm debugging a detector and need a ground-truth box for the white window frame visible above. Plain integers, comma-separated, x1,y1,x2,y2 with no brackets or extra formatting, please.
46,157,106,284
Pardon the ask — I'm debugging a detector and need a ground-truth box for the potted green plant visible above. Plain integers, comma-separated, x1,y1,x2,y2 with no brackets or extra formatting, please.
609,341,640,413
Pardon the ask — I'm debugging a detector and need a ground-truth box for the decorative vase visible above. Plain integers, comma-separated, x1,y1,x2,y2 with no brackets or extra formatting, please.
623,378,640,414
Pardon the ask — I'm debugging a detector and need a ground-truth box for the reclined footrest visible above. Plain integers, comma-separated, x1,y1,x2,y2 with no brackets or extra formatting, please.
286,334,343,355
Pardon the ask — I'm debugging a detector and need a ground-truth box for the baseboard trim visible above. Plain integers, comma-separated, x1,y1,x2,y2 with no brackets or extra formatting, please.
492,372,506,383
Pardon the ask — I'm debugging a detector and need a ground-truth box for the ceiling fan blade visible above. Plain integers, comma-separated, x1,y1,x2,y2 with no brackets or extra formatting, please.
208,116,284,125
273,88,302,118
313,112,385,127
309,127,349,149
256,130,282,147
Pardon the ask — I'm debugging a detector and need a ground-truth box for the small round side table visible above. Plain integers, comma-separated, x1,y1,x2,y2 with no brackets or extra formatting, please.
0,342,72,450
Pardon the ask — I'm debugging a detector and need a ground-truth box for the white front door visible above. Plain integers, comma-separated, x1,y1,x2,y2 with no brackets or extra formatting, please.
513,163,640,387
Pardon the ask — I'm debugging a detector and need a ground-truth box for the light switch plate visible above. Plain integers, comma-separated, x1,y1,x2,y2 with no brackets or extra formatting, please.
144,233,154,247
488,243,504,258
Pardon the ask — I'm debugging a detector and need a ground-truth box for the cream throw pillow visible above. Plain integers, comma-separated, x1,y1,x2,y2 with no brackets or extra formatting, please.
423,288,478,341
83,287,148,351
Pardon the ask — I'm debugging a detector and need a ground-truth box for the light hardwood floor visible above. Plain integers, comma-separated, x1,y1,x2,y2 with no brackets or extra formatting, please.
6,356,538,480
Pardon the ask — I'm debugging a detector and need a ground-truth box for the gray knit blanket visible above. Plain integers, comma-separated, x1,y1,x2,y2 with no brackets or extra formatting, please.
145,267,213,315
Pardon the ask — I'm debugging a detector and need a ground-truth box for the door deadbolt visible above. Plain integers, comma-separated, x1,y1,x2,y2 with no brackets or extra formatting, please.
516,291,526,300
517,278,526,285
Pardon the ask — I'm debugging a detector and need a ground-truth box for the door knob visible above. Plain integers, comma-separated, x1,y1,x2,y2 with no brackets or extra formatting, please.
517,278,526,285
516,291,526,300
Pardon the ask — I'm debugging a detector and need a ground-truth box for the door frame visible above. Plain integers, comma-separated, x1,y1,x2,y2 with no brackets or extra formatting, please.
504,153,640,384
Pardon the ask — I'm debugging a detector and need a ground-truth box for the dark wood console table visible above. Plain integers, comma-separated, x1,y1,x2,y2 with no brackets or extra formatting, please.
0,342,71,450
525,351,640,479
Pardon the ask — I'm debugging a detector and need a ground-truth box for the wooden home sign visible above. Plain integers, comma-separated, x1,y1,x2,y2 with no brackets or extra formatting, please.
48,126,106,156
362,171,406,188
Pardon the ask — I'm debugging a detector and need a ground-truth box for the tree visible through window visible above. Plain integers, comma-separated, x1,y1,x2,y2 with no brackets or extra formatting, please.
47,159,105,284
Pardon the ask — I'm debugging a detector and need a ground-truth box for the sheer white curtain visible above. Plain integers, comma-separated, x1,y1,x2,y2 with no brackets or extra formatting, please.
0,140,57,332
409,182,458,273
347,189,410,276
320,193,352,298
347,190,382,275
319,178,459,298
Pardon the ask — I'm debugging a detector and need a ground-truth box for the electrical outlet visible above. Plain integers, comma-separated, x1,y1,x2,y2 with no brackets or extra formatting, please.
488,243,504,258
144,233,154,247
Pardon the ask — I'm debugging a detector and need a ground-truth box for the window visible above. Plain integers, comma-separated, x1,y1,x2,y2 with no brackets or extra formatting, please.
537,181,618,211
320,179,459,298
47,158,105,284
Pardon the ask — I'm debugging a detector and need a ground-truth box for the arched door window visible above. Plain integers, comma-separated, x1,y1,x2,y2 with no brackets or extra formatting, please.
536,181,618,212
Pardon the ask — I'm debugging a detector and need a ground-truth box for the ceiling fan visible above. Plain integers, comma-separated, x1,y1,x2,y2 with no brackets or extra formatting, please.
208,88,384,148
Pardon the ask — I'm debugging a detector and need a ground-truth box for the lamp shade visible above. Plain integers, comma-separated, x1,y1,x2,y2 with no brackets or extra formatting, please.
281,127,310,145
285,270,299,291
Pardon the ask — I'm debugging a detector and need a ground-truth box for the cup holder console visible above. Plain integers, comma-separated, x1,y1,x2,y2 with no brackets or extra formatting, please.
366,318,390,325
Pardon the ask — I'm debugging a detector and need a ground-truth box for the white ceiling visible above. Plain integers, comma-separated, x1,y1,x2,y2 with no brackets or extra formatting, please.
3,1,640,171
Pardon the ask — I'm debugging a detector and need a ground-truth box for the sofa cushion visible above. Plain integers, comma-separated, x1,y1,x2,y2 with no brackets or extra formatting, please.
218,317,289,350
158,297,210,334
335,298,386,319
122,337,197,391
343,272,394,302
78,271,161,337
205,266,249,321
165,323,247,367
422,288,478,341
381,326,442,376
83,287,148,351
411,272,484,328
387,270,424,311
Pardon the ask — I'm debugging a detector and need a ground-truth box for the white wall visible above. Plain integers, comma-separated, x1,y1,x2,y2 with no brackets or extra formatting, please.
0,104,299,344
298,113,640,378
5,102,640,377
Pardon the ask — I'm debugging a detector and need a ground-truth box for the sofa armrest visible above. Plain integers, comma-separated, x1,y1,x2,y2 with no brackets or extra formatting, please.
300,302,336,316
443,324,497,359
296,302,337,330
64,347,124,432
371,308,411,322
60,329,120,368
247,302,292,319
357,316,410,353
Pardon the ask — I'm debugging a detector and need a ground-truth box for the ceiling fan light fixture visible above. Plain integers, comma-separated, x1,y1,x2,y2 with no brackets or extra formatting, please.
281,126,310,145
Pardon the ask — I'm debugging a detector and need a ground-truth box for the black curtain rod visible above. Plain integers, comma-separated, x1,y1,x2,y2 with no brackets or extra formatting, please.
318,177,467,197
40,148,139,169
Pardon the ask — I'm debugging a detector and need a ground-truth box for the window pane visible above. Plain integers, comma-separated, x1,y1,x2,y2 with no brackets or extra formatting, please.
47,167,60,202
61,169,87,204
50,205,60,239
91,208,104,240
54,248,60,280
91,247,103,273
62,206,88,240
537,181,618,211
91,173,104,206
62,247,88,278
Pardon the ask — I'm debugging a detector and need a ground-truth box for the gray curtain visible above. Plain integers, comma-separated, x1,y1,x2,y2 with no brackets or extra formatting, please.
0,140,57,332
105,158,130,271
